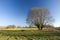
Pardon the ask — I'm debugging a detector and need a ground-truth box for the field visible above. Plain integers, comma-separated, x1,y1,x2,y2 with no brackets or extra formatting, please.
0,28,38,30
0,28,60,40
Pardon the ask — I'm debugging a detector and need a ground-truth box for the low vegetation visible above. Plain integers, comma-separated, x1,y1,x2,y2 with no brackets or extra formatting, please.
0,26,60,40
0,30,60,40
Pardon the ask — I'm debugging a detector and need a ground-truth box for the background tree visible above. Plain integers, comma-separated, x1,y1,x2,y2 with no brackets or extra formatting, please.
6,25,16,29
17,26,21,28
26,8,54,30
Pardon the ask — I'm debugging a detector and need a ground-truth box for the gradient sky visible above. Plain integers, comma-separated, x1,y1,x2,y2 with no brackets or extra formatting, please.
0,0,60,27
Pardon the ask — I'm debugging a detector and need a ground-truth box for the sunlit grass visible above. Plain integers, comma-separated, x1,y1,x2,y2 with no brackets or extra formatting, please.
0,28,38,30
0,30,60,40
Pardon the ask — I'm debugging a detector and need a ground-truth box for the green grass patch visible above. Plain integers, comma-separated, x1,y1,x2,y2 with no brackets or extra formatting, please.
0,30,60,40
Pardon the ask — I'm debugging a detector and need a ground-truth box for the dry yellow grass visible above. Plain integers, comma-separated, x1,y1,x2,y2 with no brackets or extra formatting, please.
0,28,38,30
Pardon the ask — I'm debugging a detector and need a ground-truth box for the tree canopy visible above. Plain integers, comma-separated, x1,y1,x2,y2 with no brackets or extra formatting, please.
26,8,54,30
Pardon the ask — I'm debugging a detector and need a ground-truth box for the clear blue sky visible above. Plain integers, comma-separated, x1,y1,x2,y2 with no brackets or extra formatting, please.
0,0,60,27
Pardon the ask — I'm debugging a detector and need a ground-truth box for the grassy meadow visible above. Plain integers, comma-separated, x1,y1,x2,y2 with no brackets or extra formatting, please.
0,27,60,40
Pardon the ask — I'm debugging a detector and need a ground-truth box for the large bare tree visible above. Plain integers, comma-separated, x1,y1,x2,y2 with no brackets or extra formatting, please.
26,8,54,30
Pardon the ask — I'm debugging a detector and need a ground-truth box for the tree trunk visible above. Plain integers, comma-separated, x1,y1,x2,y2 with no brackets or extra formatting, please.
35,24,43,30
41,26,43,30
40,25,43,30
37,25,40,30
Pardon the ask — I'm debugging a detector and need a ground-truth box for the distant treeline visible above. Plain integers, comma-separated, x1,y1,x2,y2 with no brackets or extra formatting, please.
0,24,54,28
